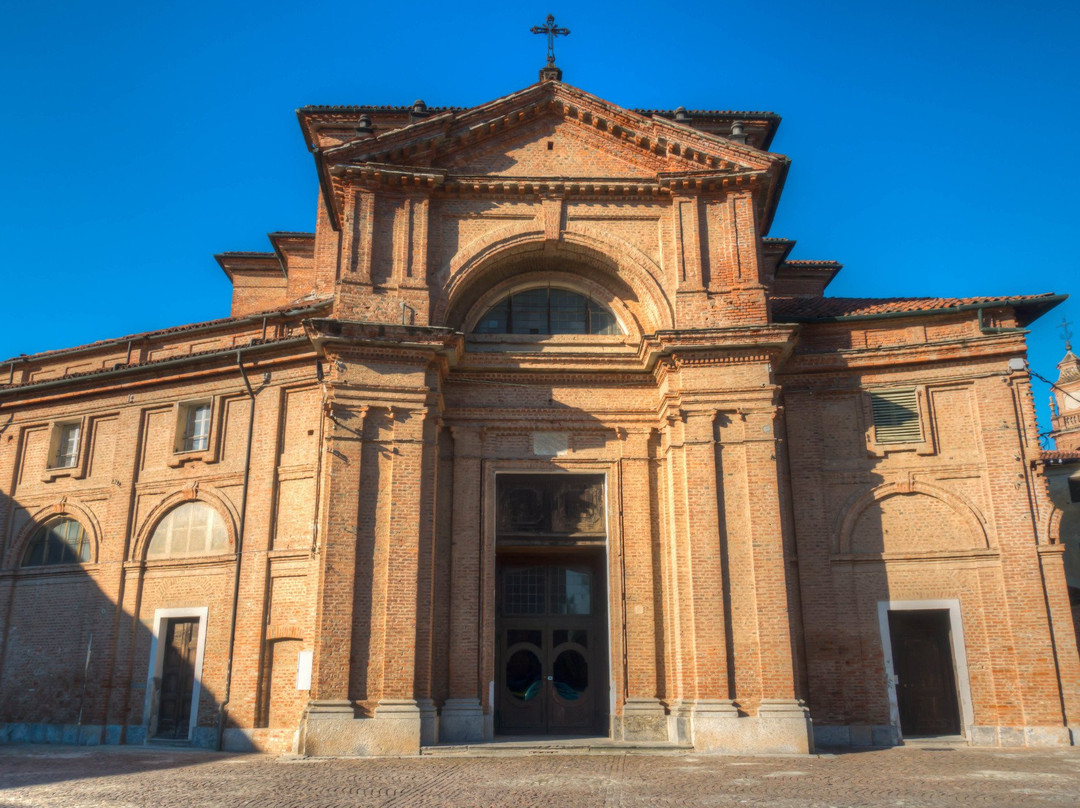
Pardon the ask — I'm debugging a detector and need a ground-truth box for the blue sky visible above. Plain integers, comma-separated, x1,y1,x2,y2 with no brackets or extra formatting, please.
2,0,1077,439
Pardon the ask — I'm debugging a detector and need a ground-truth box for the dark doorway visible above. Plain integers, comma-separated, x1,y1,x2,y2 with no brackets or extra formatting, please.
888,609,961,737
496,553,607,734
155,617,199,740
494,472,609,736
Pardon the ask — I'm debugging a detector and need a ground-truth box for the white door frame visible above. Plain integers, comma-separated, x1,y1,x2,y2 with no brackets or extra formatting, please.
877,599,973,740
144,606,209,742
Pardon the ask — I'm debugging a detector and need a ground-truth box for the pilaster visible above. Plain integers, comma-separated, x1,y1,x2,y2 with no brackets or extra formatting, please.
440,425,484,742
307,397,366,707
615,427,666,740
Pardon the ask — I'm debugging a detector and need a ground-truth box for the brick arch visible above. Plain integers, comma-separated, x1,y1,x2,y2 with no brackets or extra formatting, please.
132,485,240,562
1047,506,1064,545
9,499,103,568
433,221,674,333
836,480,989,555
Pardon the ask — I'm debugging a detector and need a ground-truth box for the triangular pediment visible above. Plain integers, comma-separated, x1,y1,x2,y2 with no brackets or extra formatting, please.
323,82,780,178
438,113,681,178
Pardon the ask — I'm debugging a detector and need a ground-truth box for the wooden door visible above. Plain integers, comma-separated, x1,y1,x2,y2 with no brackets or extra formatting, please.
888,610,961,737
155,617,199,739
496,555,606,735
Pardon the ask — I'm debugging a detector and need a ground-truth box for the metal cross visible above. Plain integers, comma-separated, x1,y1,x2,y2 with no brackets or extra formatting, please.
531,14,570,66
1060,316,1074,350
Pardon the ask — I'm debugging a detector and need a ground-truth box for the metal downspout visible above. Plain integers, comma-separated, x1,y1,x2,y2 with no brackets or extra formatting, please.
216,350,257,750
977,306,1026,334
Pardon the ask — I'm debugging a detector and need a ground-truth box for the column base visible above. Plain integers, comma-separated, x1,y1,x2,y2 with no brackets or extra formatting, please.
297,699,421,756
615,697,669,741
667,698,703,745
692,698,813,755
439,698,485,743
417,698,438,746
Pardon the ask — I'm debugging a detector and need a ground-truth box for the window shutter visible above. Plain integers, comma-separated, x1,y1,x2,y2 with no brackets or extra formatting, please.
870,389,922,443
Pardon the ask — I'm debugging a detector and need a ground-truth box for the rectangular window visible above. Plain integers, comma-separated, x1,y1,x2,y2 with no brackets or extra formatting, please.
870,389,922,444
181,402,211,452
53,422,81,468
1069,476,1080,504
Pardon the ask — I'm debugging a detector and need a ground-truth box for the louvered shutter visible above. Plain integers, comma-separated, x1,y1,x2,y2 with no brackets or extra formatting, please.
870,389,922,443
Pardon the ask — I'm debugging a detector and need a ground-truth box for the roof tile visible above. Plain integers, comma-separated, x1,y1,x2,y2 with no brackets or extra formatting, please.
772,293,1060,321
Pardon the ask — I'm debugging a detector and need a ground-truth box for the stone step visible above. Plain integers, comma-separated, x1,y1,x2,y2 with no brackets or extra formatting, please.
421,738,694,757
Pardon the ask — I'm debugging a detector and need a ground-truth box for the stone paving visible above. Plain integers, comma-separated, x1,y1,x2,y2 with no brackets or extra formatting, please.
1,743,1079,807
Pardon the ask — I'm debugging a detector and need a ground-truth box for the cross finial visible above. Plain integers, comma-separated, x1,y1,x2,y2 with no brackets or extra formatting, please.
1060,316,1074,352
531,14,570,80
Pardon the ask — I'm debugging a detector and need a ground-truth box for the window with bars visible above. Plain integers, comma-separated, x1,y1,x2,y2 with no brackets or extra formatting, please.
473,288,620,335
22,518,91,567
869,388,922,444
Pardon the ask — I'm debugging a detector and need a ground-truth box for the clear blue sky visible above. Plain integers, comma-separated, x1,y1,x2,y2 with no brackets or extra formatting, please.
2,1,1077,440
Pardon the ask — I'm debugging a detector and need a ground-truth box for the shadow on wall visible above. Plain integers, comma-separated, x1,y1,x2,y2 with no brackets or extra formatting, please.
0,486,231,761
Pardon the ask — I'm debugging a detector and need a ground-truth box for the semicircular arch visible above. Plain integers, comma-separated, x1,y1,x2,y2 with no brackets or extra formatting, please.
836,480,989,556
133,486,239,562
433,222,674,334
10,499,103,568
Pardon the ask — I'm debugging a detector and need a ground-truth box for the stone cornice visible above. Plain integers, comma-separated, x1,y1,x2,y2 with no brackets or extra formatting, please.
327,166,768,204
779,332,1028,374
303,318,464,367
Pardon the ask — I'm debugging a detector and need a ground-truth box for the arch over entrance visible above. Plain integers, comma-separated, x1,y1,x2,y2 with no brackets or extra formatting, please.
433,225,674,335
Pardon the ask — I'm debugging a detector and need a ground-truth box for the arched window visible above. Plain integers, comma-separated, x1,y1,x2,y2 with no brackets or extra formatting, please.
147,501,228,559
23,518,90,567
473,288,620,335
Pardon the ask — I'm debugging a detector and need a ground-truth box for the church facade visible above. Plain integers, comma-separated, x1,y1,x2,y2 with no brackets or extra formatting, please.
1,77,1078,755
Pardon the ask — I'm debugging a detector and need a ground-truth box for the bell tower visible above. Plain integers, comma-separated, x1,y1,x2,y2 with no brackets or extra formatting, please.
1049,333,1080,451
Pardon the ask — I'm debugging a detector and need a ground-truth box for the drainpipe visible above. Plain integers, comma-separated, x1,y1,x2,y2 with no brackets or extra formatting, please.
216,350,257,751
977,307,1026,335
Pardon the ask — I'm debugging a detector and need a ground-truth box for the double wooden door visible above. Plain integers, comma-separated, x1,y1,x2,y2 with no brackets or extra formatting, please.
496,554,607,735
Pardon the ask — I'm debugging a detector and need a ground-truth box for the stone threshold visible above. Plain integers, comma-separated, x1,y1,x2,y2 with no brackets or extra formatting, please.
900,735,968,747
421,736,694,757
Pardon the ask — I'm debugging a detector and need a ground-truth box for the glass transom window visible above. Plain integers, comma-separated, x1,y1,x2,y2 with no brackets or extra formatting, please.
23,518,90,567
474,288,619,335
148,502,228,559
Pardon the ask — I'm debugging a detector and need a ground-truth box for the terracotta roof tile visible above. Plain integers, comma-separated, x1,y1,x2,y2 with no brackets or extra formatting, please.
1,296,332,365
1040,449,1080,462
772,293,1062,323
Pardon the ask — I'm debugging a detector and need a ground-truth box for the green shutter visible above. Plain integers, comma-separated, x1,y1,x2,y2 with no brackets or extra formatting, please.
870,389,922,443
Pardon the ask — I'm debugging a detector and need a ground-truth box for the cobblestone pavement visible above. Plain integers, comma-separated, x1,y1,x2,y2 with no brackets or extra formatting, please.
2,743,1079,808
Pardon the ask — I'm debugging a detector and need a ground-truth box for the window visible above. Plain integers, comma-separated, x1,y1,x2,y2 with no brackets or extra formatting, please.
1069,476,1080,504
48,421,81,469
23,518,90,567
869,389,922,443
178,402,211,453
147,501,228,559
474,288,620,335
